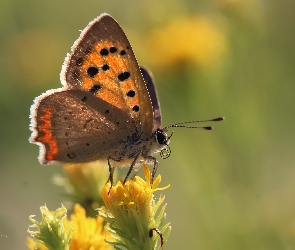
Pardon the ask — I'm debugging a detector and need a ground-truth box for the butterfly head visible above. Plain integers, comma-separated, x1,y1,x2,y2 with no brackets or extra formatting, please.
153,128,173,159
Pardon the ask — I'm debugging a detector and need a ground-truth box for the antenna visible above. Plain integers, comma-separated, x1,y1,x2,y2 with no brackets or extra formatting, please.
164,117,224,130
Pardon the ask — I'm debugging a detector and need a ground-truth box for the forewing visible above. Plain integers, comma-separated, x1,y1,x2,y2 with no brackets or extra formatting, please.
61,14,153,138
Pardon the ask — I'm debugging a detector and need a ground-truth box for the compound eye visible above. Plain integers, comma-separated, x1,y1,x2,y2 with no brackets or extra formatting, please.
156,129,167,144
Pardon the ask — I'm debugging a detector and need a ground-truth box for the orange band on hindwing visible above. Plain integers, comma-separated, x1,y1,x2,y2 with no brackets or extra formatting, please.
37,106,58,161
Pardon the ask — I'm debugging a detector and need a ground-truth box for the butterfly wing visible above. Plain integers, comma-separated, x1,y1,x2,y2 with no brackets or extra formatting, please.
140,67,162,130
30,89,137,164
61,13,153,139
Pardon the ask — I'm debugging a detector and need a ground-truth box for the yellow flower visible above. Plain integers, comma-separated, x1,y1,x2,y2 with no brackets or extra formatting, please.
147,15,227,69
99,164,171,250
27,204,111,250
66,204,111,250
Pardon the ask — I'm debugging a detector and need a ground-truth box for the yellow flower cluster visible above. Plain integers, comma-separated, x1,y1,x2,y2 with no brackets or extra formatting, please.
28,164,170,249
27,204,111,250
99,165,171,250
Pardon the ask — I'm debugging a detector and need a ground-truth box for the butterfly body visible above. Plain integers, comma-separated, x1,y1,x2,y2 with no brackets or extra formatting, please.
30,14,170,180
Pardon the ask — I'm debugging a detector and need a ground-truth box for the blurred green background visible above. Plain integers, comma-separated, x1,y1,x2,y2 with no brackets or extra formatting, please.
1,0,295,249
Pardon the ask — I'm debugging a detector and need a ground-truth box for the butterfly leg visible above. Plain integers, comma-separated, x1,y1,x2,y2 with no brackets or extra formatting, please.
106,161,116,184
145,155,158,184
107,156,120,194
123,150,142,184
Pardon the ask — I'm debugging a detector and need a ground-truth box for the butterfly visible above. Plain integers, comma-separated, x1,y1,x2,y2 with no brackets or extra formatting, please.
29,13,223,187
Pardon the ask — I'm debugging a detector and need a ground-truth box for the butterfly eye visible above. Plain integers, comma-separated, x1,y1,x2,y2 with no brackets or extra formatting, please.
155,129,167,145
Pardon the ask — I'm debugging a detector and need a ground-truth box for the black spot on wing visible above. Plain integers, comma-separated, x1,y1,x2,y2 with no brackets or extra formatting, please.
89,84,102,94
132,105,139,112
102,64,110,71
87,67,99,78
100,48,109,56
118,71,130,81
126,90,135,97
110,47,117,53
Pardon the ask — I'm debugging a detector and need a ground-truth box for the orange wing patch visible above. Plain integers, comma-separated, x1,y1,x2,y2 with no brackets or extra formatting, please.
36,106,58,161
78,40,140,118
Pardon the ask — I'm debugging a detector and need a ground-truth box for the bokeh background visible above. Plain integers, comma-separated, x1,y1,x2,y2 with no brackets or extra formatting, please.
1,0,295,249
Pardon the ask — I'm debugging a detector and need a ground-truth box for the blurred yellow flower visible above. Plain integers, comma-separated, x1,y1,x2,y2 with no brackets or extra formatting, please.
147,15,227,69
54,162,109,216
65,204,111,250
27,204,111,250
99,164,171,250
